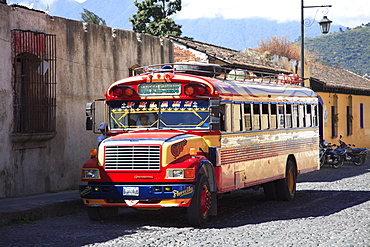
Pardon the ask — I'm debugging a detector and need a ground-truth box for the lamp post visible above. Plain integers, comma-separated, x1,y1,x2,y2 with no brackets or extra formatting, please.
300,0,332,86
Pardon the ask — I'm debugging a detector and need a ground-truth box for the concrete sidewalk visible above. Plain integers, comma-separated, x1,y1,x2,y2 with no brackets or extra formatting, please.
0,190,84,227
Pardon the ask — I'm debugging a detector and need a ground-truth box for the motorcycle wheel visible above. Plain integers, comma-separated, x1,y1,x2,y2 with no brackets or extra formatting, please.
319,154,326,168
331,155,344,169
352,155,366,166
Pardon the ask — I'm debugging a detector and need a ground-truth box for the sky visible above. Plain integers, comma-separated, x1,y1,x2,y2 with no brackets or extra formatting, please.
7,0,370,28
178,0,370,28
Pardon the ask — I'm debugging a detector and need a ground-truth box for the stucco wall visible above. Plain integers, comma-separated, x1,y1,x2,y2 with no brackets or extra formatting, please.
0,4,173,198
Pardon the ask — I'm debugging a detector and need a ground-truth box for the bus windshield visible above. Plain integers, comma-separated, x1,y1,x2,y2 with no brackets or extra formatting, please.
108,99,210,130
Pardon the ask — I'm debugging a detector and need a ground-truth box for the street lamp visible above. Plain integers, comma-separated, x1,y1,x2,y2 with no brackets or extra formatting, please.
319,16,333,34
300,0,332,86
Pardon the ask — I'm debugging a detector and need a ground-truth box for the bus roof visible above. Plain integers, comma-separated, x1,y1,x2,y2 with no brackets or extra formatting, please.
106,63,317,103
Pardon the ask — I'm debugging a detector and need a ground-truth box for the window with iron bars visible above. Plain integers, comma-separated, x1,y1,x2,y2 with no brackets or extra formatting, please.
11,30,56,134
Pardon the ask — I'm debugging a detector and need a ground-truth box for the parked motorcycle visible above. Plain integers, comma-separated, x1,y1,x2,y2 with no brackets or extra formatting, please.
336,135,368,166
320,140,344,169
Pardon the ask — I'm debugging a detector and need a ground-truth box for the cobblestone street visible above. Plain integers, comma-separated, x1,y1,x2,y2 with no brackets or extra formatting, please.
1,161,370,247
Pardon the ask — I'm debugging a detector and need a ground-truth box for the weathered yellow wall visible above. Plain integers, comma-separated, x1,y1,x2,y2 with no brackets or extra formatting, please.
318,92,370,148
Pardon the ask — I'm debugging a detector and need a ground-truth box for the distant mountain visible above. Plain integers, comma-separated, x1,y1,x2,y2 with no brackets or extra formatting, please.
177,17,345,50
304,24,370,76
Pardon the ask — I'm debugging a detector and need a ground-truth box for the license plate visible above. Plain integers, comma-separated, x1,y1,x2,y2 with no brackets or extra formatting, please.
122,187,139,196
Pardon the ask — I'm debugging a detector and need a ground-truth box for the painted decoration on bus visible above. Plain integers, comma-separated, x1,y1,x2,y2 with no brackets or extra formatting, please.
138,83,181,96
108,100,210,130
213,81,317,100
171,139,188,158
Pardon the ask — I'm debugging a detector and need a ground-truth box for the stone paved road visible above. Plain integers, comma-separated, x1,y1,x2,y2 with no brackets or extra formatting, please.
1,161,370,247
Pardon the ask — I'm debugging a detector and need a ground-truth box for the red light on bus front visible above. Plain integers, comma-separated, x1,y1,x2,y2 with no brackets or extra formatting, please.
112,87,123,97
111,86,135,98
185,84,207,96
185,85,195,96
197,86,206,95
124,87,134,97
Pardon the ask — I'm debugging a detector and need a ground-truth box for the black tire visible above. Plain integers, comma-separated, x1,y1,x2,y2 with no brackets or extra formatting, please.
352,155,366,166
331,155,344,169
319,154,326,168
187,174,212,226
87,207,118,221
276,159,297,201
262,181,278,200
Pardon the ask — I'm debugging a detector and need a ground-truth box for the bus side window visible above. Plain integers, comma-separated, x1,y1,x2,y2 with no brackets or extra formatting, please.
233,103,242,132
252,103,261,130
286,104,292,128
270,104,277,129
240,103,244,131
298,105,304,127
312,105,317,126
244,103,252,130
278,104,285,128
306,104,312,127
224,103,232,132
292,105,298,128
220,104,226,131
261,103,269,130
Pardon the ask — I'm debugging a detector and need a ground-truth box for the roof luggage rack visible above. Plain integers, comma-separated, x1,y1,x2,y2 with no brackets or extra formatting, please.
135,62,303,85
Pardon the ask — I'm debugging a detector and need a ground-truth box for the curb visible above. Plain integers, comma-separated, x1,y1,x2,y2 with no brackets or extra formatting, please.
0,190,84,227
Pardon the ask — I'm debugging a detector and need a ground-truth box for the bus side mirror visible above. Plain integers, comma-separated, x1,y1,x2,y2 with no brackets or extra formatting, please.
86,117,93,130
86,102,94,131
210,100,220,130
210,116,220,130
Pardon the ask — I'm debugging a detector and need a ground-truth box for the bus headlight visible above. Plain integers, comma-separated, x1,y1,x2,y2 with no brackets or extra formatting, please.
166,169,195,179
82,169,100,179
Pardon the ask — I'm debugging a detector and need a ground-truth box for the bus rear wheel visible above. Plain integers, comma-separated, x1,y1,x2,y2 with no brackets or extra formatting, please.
276,159,297,201
87,207,118,221
187,174,212,226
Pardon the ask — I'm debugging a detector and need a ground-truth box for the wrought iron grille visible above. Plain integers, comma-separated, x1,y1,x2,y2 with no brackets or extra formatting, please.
105,145,161,170
11,30,56,133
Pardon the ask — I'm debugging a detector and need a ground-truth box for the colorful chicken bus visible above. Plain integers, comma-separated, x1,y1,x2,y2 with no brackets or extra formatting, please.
80,63,320,226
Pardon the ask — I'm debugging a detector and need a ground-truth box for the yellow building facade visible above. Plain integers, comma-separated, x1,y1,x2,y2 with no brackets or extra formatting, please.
318,93,370,147
311,63,370,148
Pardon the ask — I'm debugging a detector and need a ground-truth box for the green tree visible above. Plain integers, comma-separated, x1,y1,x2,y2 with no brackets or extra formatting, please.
129,0,182,37
81,8,106,26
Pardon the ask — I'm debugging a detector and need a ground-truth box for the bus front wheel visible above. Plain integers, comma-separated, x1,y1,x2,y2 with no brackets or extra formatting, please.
276,159,297,201
187,174,212,226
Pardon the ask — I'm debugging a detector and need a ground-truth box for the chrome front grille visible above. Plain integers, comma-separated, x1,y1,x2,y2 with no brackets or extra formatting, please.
104,145,161,170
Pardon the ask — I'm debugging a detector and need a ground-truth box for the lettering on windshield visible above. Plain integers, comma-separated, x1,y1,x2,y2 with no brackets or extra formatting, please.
109,100,210,129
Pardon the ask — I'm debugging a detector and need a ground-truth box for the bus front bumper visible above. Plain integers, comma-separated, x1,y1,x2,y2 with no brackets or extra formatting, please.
79,184,194,208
